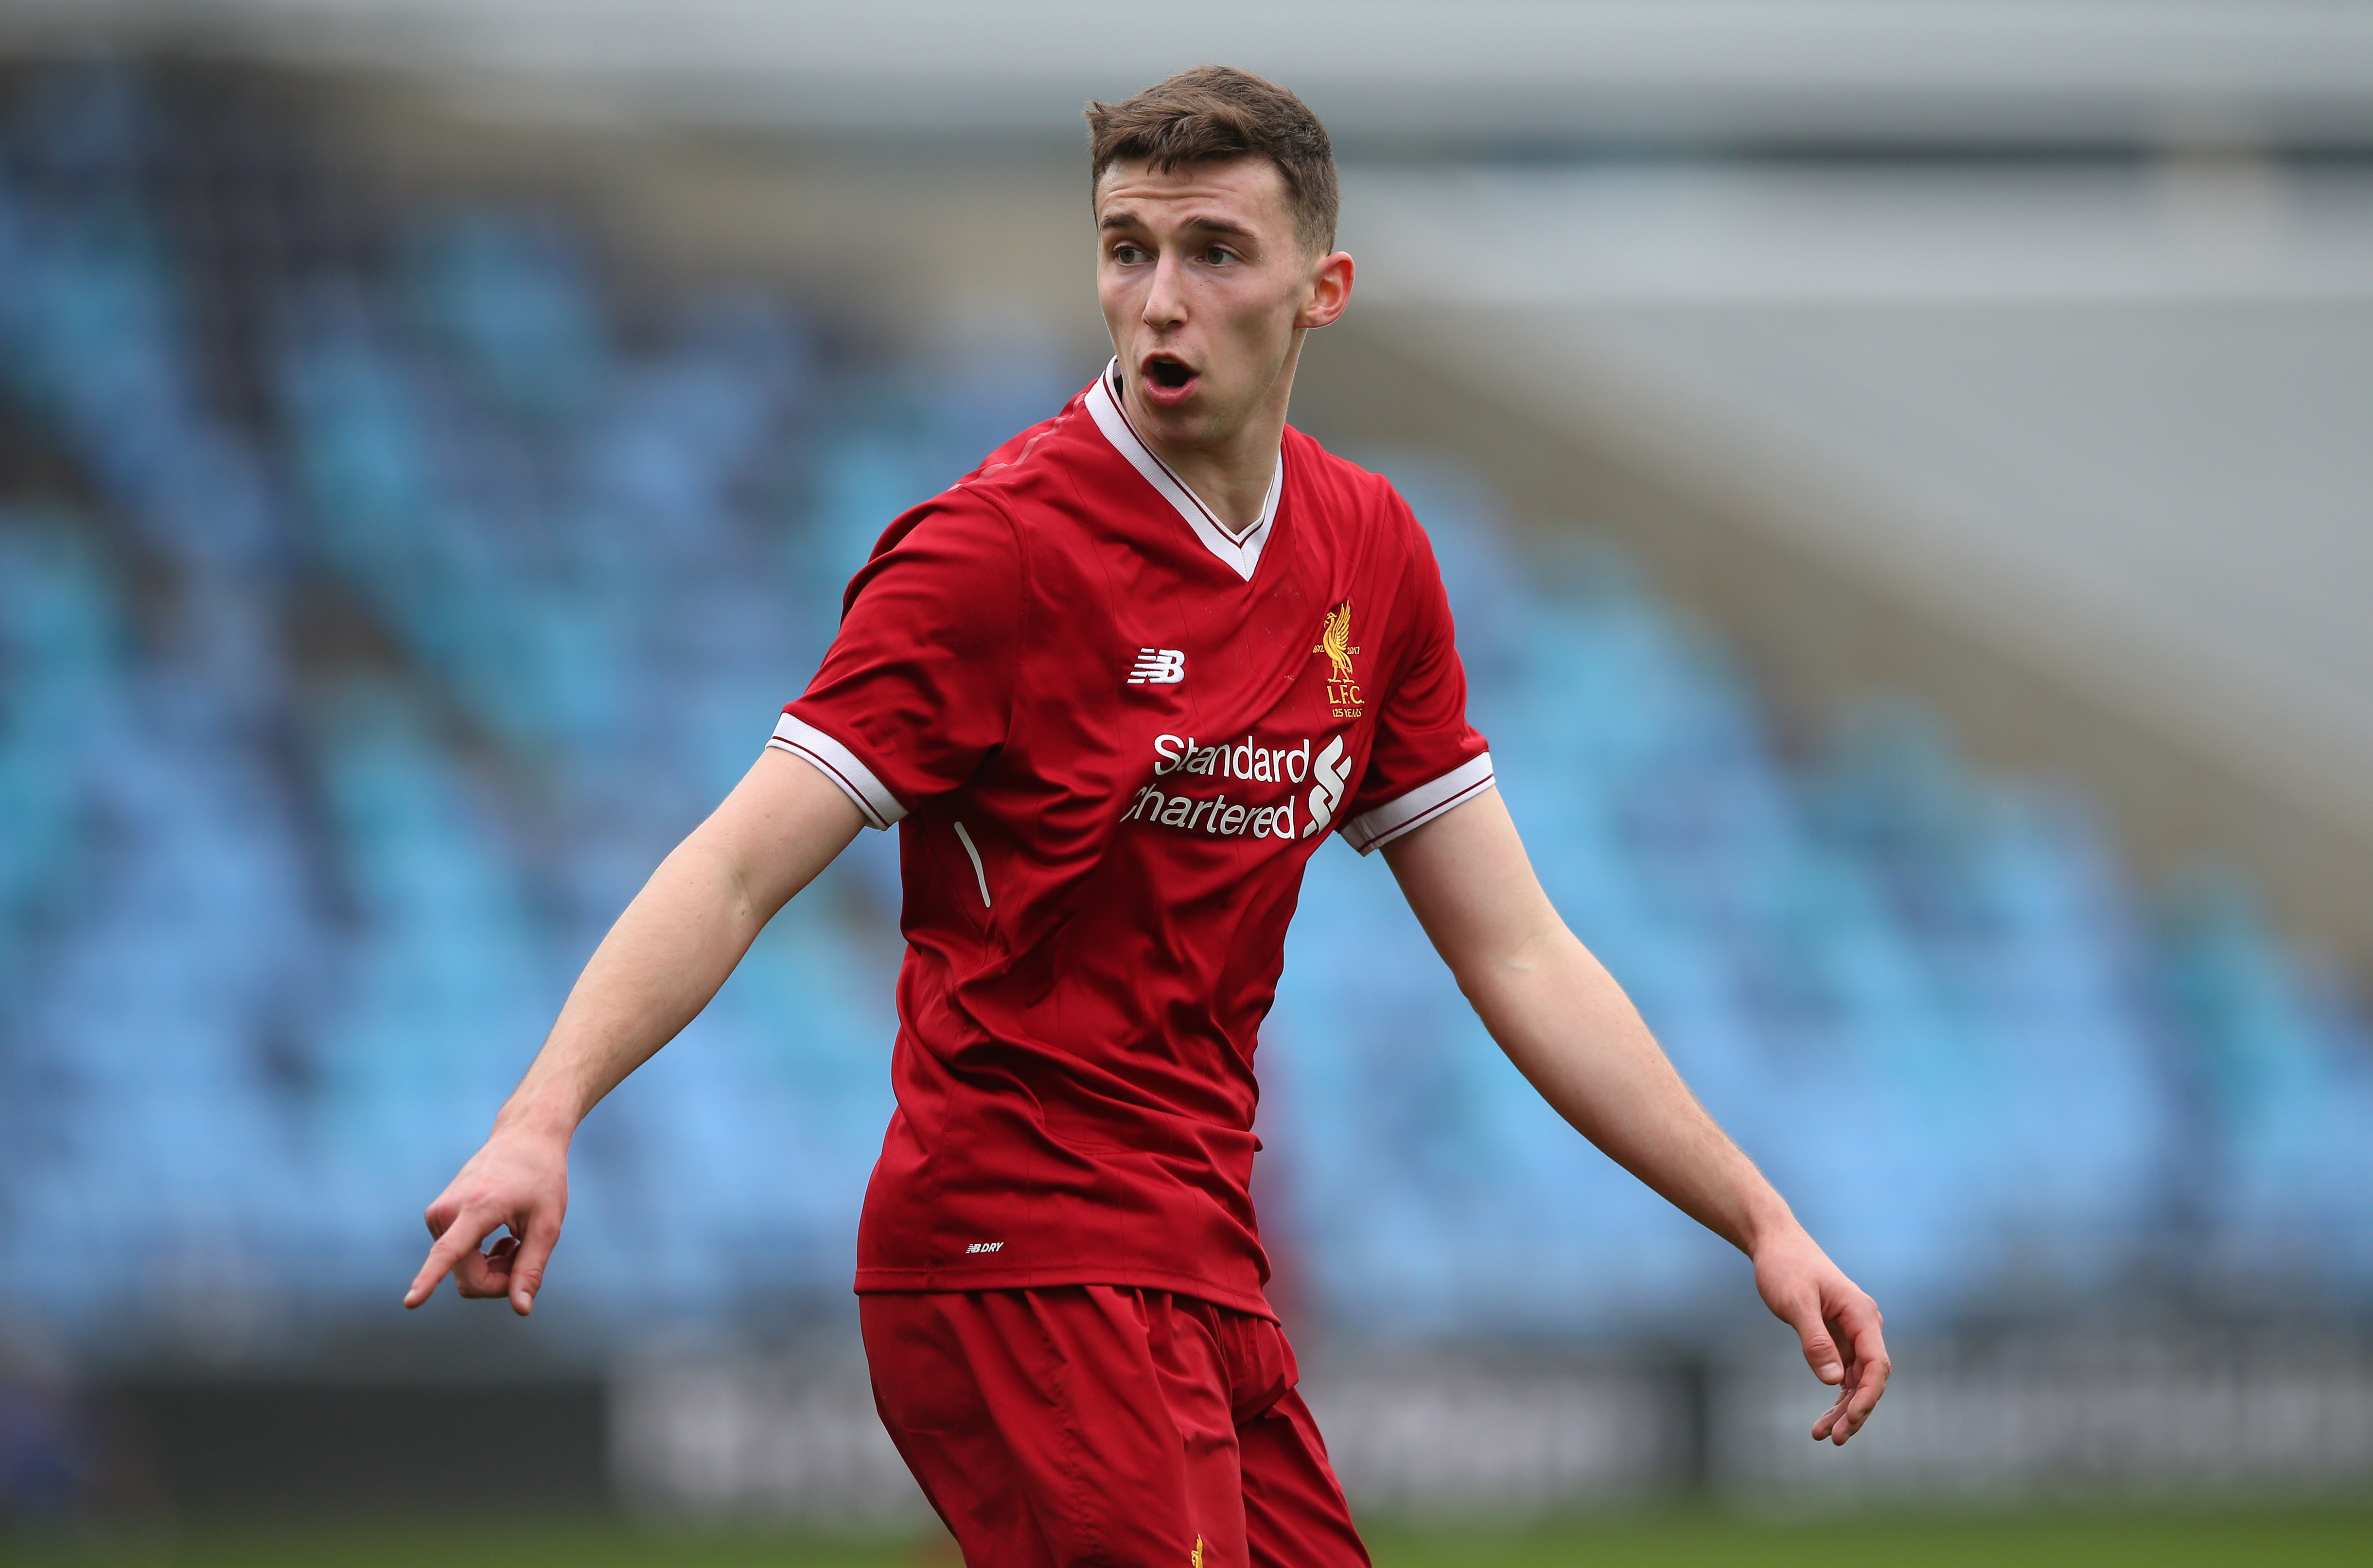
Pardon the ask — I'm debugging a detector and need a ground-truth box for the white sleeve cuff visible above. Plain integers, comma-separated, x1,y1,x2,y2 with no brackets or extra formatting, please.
767,712,908,829
1341,752,1495,854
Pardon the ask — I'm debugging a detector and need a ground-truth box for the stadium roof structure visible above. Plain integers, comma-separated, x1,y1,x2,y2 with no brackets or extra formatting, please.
8,1,2373,153
1347,160,2373,866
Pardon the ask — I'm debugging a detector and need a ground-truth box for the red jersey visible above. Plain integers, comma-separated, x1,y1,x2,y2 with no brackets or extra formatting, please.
772,365,1491,1316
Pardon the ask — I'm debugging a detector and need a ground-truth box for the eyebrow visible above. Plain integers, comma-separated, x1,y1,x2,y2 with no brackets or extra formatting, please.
1098,211,1259,242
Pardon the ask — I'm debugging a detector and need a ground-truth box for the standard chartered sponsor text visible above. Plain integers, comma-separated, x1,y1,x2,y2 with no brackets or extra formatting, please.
1152,733,1309,784
1127,732,1332,841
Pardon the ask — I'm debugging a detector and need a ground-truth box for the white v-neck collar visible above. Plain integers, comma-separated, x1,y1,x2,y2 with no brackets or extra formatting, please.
1086,360,1281,583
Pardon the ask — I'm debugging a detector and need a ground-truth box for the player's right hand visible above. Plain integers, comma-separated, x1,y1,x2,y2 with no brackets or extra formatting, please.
403,1123,570,1317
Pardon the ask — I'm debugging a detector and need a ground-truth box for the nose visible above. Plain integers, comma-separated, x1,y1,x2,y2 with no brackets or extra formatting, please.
1141,250,1188,331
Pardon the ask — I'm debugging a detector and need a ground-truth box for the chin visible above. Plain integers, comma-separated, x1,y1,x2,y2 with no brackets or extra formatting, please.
1139,402,1223,450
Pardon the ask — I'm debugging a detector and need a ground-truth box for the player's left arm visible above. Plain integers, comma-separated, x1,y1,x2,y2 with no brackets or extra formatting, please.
1381,787,1890,1445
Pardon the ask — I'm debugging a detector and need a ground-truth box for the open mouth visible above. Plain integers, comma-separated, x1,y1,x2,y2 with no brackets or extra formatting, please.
1144,354,1196,393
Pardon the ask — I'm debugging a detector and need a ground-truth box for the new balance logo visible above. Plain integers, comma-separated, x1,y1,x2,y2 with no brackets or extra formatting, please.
1127,648,1186,685
965,1241,1005,1254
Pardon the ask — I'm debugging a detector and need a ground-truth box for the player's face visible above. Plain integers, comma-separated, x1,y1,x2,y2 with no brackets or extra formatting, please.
1094,157,1351,453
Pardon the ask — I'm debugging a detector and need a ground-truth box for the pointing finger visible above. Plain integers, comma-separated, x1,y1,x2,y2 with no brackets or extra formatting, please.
403,1207,497,1308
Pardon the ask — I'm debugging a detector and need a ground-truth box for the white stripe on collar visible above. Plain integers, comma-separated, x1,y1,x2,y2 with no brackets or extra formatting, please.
1085,360,1280,583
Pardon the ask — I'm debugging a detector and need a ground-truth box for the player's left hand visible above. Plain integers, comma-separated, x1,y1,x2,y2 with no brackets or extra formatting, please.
1752,1225,1890,1445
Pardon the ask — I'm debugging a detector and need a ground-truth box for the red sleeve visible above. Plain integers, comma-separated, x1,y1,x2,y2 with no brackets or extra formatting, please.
1338,504,1494,855
770,492,1021,827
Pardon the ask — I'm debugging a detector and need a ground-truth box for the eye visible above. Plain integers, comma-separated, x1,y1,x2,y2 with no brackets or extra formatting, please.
1202,245,1237,265
1111,243,1149,265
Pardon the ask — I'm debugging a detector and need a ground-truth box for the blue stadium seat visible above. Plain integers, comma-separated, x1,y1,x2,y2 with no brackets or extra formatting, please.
2,65,2369,1345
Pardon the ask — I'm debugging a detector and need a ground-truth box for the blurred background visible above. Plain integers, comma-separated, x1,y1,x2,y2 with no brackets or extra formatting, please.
0,1,2370,1560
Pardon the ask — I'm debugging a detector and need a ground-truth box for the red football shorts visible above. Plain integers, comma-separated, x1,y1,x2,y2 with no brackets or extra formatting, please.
861,1286,1372,1568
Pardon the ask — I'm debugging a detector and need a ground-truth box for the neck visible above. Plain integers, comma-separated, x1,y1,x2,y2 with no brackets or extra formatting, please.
1121,335,1303,537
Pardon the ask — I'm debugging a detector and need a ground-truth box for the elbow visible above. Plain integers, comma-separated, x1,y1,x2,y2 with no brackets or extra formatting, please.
1450,923,1568,1009
1445,952,1515,1015
1446,964,1487,1012
668,827,766,932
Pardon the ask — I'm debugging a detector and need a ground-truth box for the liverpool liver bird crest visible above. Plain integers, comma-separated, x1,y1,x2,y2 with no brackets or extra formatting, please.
1315,601,1358,684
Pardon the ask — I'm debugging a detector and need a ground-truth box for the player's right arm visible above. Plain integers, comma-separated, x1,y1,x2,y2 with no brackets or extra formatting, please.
402,748,865,1316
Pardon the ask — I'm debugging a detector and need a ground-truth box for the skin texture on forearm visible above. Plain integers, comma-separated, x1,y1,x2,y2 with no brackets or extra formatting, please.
1470,918,1792,1254
403,748,862,1314
1385,787,1890,1443
503,750,866,1135
1382,787,1785,1250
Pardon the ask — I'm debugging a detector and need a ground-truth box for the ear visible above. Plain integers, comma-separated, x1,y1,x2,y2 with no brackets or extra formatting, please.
1295,251,1354,331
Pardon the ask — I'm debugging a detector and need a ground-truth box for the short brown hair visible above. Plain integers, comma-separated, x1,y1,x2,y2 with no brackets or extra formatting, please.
1085,66,1338,254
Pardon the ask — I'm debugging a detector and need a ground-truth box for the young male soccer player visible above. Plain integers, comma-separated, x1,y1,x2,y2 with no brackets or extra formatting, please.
406,66,1890,1566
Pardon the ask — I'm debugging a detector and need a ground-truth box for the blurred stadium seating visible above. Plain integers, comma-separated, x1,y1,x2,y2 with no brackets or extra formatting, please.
2,62,2371,1382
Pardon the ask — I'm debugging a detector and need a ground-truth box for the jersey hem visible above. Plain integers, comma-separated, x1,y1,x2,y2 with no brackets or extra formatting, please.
854,1264,1278,1322
1343,752,1496,854
770,711,908,828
